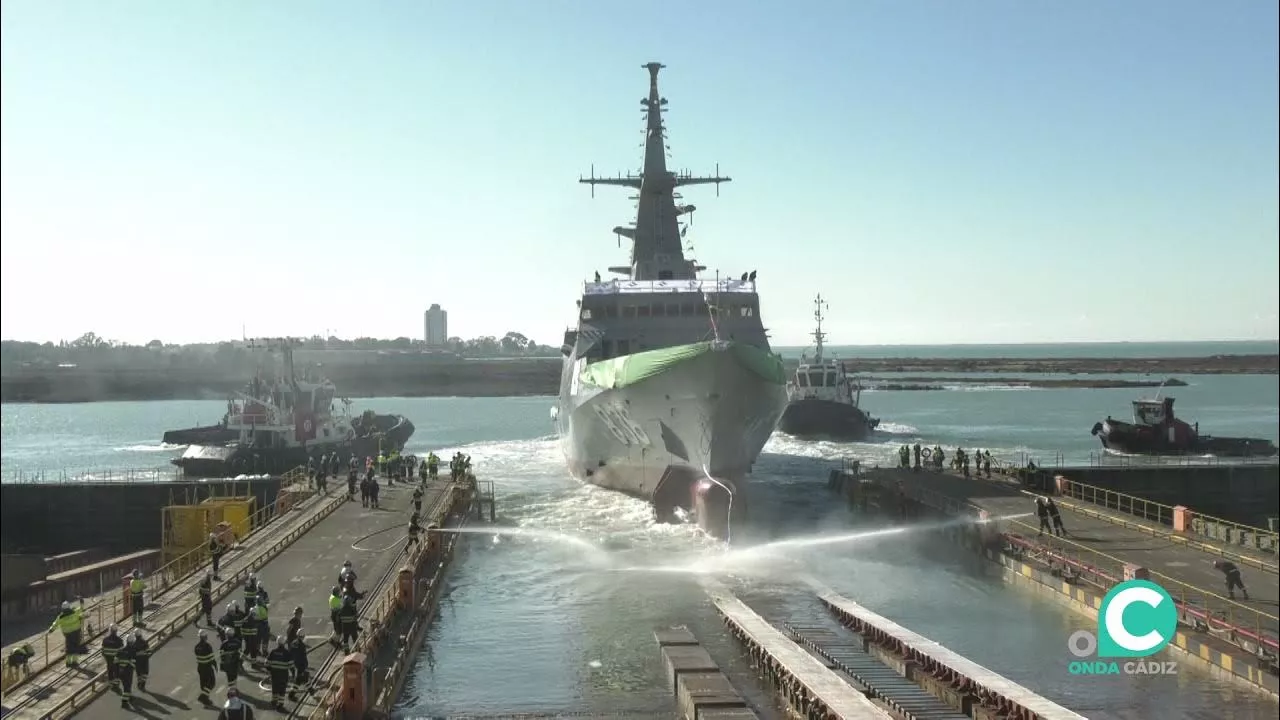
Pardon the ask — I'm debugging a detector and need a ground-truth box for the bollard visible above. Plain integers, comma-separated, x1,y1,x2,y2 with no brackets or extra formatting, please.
976,509,998,548
1123,564,1150,581
1172,505,1191,532
1053,475,1069,496
340,652,368,720
120,575,132,622
426,524,441,555
397,568,414,609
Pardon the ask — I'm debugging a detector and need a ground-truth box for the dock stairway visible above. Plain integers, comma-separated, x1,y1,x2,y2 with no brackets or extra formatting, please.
779,618,967,720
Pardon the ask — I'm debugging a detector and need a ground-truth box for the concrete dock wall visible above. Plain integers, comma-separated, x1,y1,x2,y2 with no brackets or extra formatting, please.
1055,464,1279,528
0,477,284,556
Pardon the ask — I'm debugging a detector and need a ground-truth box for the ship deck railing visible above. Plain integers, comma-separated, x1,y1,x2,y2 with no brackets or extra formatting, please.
582,278,758,295
3,466,185,485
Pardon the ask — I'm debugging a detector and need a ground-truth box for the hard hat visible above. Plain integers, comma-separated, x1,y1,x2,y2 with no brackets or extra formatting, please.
277,636,286,647
198,629,208,639
343,560,352,568
61,600,71,610
293,606,303,615
108,624,118,633
132,569,141,577
227,602,235,611
133,629,143,639
249,572,257,580
331,586,340,595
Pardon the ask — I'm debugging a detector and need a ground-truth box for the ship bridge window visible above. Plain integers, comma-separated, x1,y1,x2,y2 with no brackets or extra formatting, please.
604,304,618,318
581,308,593,321
658,270,674,280
637,305,651,317
680,303,695,316
653,304,666,317
623,305,636,318
808,371,826,387
797,373,809,387
739,305,754,317
826,372,837,386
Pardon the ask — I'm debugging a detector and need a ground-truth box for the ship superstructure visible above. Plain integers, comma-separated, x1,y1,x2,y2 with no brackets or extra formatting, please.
554,63,787,537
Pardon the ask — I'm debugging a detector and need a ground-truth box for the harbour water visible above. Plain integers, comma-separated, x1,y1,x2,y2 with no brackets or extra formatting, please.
2,364,1277,718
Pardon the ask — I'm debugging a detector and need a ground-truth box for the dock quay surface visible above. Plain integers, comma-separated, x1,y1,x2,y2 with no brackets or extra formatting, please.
0,474,471,720
0,480,330,698
844,465,1280,694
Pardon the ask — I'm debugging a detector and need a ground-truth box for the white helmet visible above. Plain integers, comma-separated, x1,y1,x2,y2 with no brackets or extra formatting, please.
61,601,71,610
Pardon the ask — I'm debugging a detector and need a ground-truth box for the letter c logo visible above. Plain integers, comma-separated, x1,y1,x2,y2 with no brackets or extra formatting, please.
1097,580,1177,658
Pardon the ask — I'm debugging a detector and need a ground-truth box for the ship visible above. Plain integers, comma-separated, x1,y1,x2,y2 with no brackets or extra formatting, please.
1090,396,1278,458
778,294,880,440
553,63,788,538
172,338,415,477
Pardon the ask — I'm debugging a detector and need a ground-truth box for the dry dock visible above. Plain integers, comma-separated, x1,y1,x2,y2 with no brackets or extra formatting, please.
840,463,1280,694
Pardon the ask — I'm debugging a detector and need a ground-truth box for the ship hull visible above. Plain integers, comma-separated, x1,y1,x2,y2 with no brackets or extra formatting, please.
778,398,879,441
163,423,237,446
556,341,786,534
1091,419,1278,458
173,414,416,477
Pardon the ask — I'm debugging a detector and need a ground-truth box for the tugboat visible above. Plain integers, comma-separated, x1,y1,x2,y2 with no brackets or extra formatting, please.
163,418,236,446
1091,395,1277,458
778,294,880,440
172,338,414,477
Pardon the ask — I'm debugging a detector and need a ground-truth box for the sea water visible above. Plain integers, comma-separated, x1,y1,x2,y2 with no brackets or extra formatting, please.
2,369,1277,718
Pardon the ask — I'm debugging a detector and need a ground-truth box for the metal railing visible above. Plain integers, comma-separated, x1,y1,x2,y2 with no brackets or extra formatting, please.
1087,452,1279,468
1000,518,1279,654
1058,480,1280,561
9,491,347,719
0,468,308,693
3,466,184,484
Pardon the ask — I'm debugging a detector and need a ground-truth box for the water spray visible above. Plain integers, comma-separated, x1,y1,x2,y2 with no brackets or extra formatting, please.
699,464,733,544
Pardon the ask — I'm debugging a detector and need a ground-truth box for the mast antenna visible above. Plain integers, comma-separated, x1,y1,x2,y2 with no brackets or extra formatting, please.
812,294,828,363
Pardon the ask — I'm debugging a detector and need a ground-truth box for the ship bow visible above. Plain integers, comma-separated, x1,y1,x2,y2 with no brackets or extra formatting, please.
563,341,787,528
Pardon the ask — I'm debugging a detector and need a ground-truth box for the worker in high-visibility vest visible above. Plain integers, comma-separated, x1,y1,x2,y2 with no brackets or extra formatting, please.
129,570,147,626
47,600,86,666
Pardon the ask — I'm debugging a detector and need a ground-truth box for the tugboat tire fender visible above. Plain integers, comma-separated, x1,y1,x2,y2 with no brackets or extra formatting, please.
921,447,932,459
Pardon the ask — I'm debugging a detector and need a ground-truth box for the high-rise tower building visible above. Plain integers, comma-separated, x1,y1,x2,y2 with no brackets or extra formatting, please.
424,304,448,347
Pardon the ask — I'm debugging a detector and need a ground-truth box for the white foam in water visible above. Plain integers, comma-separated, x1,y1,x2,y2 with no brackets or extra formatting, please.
114,442,186,452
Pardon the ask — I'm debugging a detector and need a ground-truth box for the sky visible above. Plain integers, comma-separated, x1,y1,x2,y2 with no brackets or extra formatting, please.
2,1,1277,348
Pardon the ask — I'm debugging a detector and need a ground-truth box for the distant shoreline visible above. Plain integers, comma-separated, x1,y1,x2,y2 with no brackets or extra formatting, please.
1,354,1272,404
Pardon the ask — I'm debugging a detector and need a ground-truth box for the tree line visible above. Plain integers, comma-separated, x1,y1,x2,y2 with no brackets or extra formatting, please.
1,331,560,370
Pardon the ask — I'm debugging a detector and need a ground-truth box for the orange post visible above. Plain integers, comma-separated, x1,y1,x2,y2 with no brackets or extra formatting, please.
1054,475,1069,495
1172,505,1190,532
397,568,413,609
120,575,132,622
426,524,441,555
340,653,367,720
